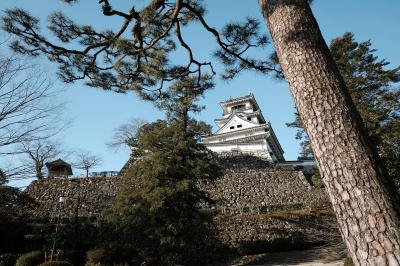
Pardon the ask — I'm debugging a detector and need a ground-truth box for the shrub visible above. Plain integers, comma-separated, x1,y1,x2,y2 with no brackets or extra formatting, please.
0,253,18,266
311,173,324,188
38,261,73,266
85,249,106,266
15,251,45,266
344,257,354,266
85,247,139,266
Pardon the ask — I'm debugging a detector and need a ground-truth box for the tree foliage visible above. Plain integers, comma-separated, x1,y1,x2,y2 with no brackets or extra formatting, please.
286,111,313,158
2,0,280,100
287,32,400,190
105,77,222,265
0,184,32,253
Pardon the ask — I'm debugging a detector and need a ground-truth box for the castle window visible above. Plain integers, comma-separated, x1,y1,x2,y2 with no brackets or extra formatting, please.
230,126,235,129
247,117,251,121
237,124,242,128
231,104,245,111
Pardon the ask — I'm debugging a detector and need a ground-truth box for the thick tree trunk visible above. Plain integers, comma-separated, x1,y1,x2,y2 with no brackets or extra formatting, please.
259,0,400,265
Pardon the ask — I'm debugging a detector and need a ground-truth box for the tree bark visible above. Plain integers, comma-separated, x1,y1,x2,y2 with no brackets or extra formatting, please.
35,161,43,179
258,0,400,264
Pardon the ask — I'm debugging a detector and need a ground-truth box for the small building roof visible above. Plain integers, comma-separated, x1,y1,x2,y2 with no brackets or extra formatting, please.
45,159,73,176
45,159,71,167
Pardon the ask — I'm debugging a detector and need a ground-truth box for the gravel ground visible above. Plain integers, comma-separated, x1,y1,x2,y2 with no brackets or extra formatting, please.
227,245,348,266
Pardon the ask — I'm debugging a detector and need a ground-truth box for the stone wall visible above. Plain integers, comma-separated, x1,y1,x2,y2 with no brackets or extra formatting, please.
25,169,328,218
24,156,336,249
216,154,272,171
200,170,328,214
25,177,124,218
214,212,339,248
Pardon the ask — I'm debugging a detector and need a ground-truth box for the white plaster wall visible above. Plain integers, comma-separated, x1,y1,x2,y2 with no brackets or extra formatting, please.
206,141,274,161
217,116,259,134
206,130,267,144
251,116,259,123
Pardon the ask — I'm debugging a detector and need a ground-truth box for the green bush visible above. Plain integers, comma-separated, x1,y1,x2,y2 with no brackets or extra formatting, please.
344,257,354,266
0,253,18,266
85,247,138,266
311,173,324,188
85,249,106,266
38,261,73,266
16,251,45,266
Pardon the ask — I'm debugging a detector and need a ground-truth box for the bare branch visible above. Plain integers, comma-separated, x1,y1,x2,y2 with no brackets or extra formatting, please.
73,151,102,177
19,139,66,179
0,55,66,153
107,118,146,152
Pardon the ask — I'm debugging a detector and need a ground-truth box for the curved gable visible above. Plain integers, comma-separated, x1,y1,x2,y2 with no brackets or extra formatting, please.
215,115,259,134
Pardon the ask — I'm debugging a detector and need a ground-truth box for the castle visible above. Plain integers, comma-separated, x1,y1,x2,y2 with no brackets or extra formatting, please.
203,94,316,173
203,94,284,162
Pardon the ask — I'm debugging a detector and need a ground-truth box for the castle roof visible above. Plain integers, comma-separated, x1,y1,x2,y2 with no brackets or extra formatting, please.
214,110,266,127
220,93,262,115
220,93,258,107
204,94,285,162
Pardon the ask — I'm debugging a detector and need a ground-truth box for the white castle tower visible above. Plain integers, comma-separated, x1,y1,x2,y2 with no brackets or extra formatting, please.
202,94,285,162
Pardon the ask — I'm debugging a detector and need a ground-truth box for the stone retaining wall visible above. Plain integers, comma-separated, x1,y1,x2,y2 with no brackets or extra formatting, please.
25,177,124,218
216,154,272,171
25,169,328,218
24,158,337,248
214,212,338,248
200,170,328,213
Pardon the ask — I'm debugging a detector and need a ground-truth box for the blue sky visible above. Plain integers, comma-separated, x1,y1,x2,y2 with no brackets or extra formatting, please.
1,0,399,188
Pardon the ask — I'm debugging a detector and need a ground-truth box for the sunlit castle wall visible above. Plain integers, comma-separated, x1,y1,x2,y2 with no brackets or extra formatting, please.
202,94,285,162
205,141,274,160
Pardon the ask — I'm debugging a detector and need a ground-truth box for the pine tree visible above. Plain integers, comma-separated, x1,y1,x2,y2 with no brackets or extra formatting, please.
0,182,31,253
287,32,400,192
259,1,400,263
105,77,222,265
4,1,400,263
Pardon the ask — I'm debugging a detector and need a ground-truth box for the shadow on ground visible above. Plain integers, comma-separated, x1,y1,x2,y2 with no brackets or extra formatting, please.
229,245,347,266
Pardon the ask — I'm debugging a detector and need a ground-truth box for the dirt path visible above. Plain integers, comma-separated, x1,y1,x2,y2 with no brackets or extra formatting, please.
229,246,348,266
